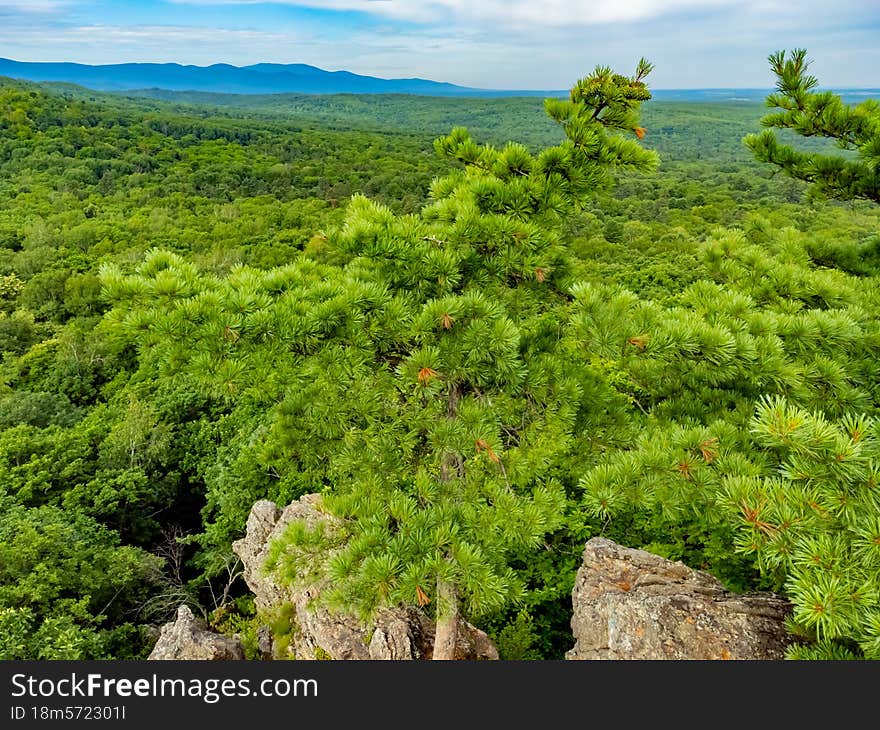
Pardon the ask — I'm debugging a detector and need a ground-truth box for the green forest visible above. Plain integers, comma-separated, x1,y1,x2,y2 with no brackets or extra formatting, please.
2,50,879,660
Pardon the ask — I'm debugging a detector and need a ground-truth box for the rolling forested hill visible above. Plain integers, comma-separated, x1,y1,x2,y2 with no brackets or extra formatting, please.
0,58,491,96
1,72,879,660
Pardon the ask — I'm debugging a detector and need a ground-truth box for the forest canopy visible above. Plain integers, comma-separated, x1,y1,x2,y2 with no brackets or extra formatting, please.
1,50,879,660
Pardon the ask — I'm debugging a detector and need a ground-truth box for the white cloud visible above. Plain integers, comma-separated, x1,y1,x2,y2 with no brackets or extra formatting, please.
0,0,73,12
65,24,294,44
0,23,311,65
170,0,740,27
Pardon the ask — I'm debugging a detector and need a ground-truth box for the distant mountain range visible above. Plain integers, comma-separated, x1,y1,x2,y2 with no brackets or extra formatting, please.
0,58,876,102
0,58,523,97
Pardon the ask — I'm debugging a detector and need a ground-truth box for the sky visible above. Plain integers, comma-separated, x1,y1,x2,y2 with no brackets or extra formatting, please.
0,0,878,90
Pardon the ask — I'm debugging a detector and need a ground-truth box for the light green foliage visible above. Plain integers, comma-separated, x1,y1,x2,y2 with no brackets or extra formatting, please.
266,603,298,660
576,56,880,656
0,273,23,312
209,598,263,660
570,226,880,422
105,62,656,633
746,400,880,656
581,397,880,658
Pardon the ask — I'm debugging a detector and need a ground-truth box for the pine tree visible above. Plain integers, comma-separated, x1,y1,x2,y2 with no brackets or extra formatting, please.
581,397,880,659
744,49,880,204
575,219,880,658
284,62,659,658
102,61,658,658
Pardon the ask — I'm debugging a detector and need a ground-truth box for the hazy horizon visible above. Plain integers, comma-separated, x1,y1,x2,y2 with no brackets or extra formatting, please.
2,57,879,95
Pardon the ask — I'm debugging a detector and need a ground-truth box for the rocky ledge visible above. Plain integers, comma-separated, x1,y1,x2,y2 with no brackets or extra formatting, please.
232,495,498,660
148,508,794,661
566,537,792,660
149,605,244,660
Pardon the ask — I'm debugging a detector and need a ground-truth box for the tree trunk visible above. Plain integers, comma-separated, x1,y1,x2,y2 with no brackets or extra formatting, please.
434,383,462,660
439,382,464,482
432,576,458,660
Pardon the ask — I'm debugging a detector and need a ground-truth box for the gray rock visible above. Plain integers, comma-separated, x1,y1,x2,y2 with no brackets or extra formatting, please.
233,495,498,660
567,537,792,660
148,605,244,660
368,608,424,660
257,625,275,660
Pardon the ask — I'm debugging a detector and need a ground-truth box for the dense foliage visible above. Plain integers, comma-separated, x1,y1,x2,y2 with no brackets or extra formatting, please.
1,50,878,659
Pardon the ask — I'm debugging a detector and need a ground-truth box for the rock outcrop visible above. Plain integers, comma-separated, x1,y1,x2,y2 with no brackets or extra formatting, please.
149,605,245,660
567,537,792,660
232,495,498,660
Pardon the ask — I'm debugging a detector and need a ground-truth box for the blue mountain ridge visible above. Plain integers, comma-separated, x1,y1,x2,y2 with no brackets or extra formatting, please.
0,58,511,96
0,58,876,102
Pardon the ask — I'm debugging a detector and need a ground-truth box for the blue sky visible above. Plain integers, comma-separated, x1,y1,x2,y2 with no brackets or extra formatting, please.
1,0,878,89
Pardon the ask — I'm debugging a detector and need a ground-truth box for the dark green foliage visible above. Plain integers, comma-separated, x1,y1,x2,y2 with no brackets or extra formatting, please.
0,390,81,428
490,610,543,660
0,497,162,659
